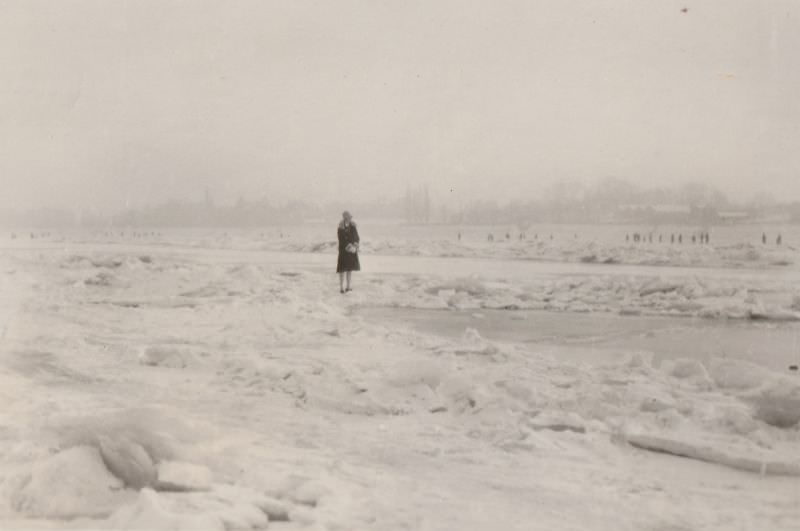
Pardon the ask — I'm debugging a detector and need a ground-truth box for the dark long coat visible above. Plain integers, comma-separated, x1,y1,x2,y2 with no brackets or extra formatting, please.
336,222,361,273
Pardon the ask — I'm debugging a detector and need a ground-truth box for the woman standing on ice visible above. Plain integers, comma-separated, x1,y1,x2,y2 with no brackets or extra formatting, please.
337,210,360,293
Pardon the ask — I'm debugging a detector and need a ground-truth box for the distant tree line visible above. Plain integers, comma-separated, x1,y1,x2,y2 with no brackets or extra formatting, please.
2,178,799,228
0,196,408,228
112,198,306,227
453,178,793,227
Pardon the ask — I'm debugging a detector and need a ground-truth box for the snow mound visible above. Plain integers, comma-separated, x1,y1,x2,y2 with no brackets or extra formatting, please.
661,358,713,390
99,435,157,489
707,358,773,390
288,480,332,507
10,445,133,519
55,410,184,469
455,327,499,356
741,376,800,428
139,345,193,369
638,390,678,414
626,430,800,476
525,410,586,433
106,488,227,531
705,358,800,427
436,375,483,413
155,461,213,492
107,483,303,530
711,404,759,436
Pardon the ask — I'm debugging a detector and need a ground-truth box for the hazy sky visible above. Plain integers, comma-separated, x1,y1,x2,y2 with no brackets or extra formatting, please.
1,0,798,212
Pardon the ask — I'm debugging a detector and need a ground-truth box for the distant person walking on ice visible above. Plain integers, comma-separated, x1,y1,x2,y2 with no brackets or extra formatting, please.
337,211,360,294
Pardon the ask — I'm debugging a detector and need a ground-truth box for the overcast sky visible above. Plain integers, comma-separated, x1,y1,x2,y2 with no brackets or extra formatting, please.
1,0,798,212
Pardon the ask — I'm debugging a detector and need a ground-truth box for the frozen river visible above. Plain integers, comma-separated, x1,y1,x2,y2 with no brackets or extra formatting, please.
6,240,800,373
5,238,800,282
360,307,800,372
2,238,799,530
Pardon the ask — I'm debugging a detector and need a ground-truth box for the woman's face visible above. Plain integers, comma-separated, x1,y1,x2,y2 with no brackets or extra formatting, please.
342,212,352,223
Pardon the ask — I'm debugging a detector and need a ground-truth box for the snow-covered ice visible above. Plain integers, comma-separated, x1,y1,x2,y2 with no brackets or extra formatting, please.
0,240,798,530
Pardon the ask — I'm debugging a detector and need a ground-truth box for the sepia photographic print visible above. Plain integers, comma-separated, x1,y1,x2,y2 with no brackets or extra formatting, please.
1,1,799,530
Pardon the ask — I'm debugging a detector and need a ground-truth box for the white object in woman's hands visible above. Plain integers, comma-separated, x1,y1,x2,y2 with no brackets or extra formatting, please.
345,243,358,253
